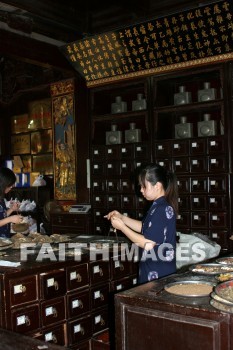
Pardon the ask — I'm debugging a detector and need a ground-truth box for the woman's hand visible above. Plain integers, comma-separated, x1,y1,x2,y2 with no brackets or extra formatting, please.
11,215,23,224
111,216,125,231
104,210,123,221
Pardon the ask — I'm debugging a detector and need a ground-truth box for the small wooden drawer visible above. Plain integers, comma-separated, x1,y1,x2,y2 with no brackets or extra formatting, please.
89,260,110,286
9,275,38,307
41,296,66,327
189,138,207,155
209,212,227,228
105,145,120,160
92,330,110,350
207,137,226,154
190,195,208,211
208,154,228,172
120,144,134,159
41,322,67,346
111,275,138,293
172,140,189,156
66,263,89,291
92,145,105,160
92,307,109,335
172,157,189,173
110,258,131,280
134,143,149,159
70,339,91,350
190,157,207,173
11,304,40,333
90,284,110,310
67,289,90,319
40,269,66,300
68,315,92,345
191,212,209,228
106,179,119,192
208,195,227,211
208,175,227,193
154,140,171,157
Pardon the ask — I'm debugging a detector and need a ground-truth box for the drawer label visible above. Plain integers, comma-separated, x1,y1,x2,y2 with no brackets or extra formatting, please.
114,261,120,268
14,284,23,294
17,315,26,326
94,290,100,299
45,332,53,341
45,306,53,316
93,265,100,273
72,299,79,308
47,278,54,287
70,271,77,280
95,315,101,324
74,324,81,333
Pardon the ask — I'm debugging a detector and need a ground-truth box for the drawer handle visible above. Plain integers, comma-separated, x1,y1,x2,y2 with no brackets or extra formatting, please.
99,268,103,276
120,263,124,271
52,334,58,343
21,285,26,293
78,300,83,309
52,307,58,317
25,316,31,326
101,317,105,326
100,293,104,301
76,273,82,282
80,326,85,335
54,281,59,290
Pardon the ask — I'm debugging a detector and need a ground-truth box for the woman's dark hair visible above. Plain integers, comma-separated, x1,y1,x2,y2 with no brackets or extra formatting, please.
138,163,179,216
0,167,16,198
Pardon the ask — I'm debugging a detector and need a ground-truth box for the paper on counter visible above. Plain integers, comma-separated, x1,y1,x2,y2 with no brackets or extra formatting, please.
0,260,21,267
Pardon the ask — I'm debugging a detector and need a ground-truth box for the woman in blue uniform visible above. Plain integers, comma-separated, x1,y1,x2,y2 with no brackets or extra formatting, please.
0,167,23,238
105,163,178,284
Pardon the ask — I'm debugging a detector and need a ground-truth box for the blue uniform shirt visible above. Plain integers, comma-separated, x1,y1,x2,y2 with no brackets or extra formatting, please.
139,196,176,284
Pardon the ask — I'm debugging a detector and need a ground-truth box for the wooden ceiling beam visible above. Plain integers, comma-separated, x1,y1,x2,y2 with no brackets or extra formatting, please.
0,27,75,72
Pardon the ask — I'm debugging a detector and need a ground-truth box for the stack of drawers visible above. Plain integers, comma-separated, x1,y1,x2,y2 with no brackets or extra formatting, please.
0,243,138,349
154,135,229,251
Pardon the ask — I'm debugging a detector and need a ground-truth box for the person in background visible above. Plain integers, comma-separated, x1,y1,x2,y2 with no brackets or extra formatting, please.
105,163,179,284
0,167,23,238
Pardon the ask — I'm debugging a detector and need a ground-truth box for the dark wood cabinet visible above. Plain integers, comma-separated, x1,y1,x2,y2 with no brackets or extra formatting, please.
50,212,92,235
89,61,233,252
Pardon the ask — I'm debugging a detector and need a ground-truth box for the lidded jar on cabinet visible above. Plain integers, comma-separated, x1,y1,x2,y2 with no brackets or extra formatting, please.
125,123,141,143
198,113,216,137
175,116,193,139
106,124,122,145
174,86,192,105
111,96,127,114
198,82,216,102
132,94,147,111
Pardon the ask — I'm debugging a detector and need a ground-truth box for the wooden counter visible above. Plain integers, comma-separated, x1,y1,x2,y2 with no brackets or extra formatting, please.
0,235,138,349
115,271,231,350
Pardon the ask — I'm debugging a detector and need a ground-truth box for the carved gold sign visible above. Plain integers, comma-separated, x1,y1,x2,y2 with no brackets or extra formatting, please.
61,0,233,86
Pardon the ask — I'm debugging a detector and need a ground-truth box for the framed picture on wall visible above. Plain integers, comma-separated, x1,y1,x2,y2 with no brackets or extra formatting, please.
11,134,30,154
32,154,53,174
11,114,29,134
20,155,32,172
31,129,53,154
28,98,52,130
